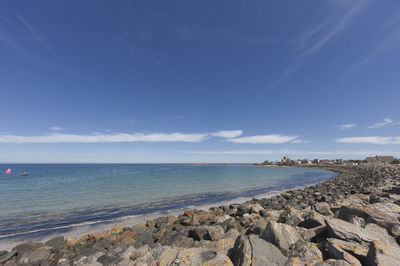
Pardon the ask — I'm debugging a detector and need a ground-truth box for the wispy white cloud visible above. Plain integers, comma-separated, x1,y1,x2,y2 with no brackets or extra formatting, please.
337,123,357,130
0,132,209,143
0,13,56,65
227,134,300,144
291,139,309,144
275,0,369,85
336,136,400,145
0,130,308,145
211,130,243,139
14,13,55,56
188,149,399,156
350,9,400,69
367,118,395,129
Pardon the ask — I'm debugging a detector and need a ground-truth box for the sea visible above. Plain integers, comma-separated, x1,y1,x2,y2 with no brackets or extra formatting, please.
0,164,336,249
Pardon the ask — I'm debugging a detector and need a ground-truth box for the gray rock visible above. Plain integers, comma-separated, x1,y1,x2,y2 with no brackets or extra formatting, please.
261,220,302,252
311,202,333,216
18,248,51,265
44,236,66,249
120,245,136,260
236,205,250,217
298,211,325,229
195,228,240,256
327,241,362,266
116,259,135,266
159,231,194,247
325,218,394,244
200,249,217,261
207,225,225,241
278,207,303,226
249,204,264,214
173,248,232,265
298,225,327,242
390,224,400,244
348,215,366,228
12,242,43,254
0,250,17,264
190,226,210,241
97,254,120,265
336,205,398,230
366,240,400,266
288,240,323,265
327,238,368,262
128,245,154,265
233,235,287,266
135,229,154,246
246,218,267,236
315,259,352,266
152,246,180,265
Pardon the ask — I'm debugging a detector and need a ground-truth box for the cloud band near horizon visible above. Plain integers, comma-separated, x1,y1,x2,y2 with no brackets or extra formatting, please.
336,136,400,144
0,131,301,144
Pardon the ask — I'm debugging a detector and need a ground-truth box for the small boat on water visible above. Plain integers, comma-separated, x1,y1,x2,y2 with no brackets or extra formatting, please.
20,172,29,176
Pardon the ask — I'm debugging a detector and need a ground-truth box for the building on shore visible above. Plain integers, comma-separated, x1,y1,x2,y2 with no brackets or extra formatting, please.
301,159,312,165
366,155,396,163
281,156,291,164
335,159,344,164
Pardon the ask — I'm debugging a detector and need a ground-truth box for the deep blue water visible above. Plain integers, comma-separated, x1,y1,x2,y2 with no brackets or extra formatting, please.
0,164,336,241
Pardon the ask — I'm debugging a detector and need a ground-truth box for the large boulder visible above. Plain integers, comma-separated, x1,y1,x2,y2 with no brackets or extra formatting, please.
127,245,155,265
315,259,352,266
195,228,240,255
18,247,51,265
325,218,395,244
174,248,233,265
336,205,398,230
278,207,303,226
190,225,225,241
327,241,362,266
0,250,17,264
152,246,180,265
327,238,368,262
152,246,233,265
365,240,400,266
158,231,194,247
12,242,43,255
232,235,287,266
261,220,302,252
246,218,268,236
44,236,66,249
298,211,326,229
288,240,323,265
311,202,333,216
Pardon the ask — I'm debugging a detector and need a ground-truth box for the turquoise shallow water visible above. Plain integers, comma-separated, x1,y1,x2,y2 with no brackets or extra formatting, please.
0,164,336,241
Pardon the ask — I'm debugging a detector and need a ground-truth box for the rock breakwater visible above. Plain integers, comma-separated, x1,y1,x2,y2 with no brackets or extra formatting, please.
1,164,400,265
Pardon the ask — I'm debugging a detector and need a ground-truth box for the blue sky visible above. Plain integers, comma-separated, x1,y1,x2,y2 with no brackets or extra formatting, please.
0,0,400,163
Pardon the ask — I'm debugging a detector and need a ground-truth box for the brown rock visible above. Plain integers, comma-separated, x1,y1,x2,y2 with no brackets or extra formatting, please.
116,231,137,244
167,215,178,225
111,224,124,234
146,220,156,227
184,209,195,218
